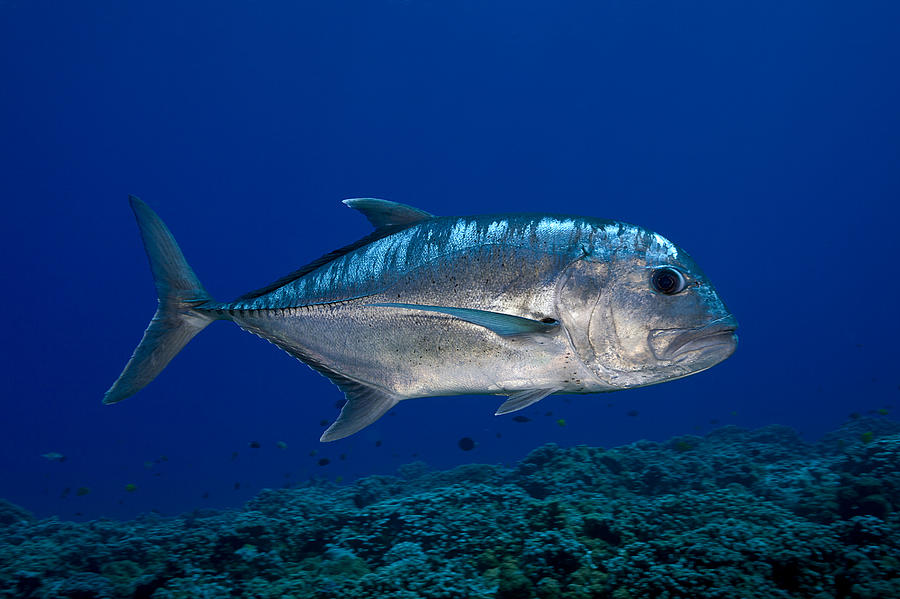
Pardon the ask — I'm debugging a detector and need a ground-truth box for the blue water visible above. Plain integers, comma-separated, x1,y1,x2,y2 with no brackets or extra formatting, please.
1,1,898,521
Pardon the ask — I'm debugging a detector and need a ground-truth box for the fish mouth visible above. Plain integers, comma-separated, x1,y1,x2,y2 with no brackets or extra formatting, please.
649,317,739,362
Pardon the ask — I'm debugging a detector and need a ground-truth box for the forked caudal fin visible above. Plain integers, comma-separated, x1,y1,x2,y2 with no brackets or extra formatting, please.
103,196,216,405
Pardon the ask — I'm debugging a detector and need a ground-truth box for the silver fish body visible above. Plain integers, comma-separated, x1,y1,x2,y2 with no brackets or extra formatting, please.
105,197,737,441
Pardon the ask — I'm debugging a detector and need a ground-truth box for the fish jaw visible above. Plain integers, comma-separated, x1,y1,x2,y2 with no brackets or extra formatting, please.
648,316,739,366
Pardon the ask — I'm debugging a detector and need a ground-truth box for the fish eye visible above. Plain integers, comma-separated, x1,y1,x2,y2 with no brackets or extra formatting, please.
651,267,686,295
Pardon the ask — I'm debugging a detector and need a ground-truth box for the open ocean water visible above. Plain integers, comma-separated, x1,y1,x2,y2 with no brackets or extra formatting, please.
1,2,899,597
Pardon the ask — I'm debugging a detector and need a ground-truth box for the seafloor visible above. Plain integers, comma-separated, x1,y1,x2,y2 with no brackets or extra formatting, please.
2,417,898,599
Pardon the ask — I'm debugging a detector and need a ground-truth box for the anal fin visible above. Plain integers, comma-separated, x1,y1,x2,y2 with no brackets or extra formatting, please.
495,388,559,415
278,345,399,442
321,381,399,442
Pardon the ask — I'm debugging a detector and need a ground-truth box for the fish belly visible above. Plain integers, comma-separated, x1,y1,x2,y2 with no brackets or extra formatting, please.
234,303,577,399
232,245,589,399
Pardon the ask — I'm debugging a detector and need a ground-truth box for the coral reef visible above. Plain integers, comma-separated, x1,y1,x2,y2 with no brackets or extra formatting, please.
2,418,899,598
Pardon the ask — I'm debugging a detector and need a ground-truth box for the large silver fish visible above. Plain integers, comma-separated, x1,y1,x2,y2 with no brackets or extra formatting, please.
106,197,737,441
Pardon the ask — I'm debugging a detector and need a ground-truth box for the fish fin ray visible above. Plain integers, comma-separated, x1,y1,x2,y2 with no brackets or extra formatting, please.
104,197,217,404
495,388,560,415
368,303,559,336
280,346,399,442
321,382,399,442
343,198,433,229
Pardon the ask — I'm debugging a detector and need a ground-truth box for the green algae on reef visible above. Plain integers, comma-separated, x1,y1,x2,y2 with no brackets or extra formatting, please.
1,417,899,598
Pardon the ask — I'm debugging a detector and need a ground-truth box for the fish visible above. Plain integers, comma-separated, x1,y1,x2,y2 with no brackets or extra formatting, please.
105,196,738,441
458,437,476,451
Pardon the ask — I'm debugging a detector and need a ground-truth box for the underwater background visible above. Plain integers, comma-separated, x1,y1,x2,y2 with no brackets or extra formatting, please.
1,1,899,597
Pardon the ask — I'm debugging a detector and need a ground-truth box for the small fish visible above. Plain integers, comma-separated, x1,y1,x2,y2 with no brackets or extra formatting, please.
105,198,737,441
41,452,66,462
458,437,476,451
276,441,288,450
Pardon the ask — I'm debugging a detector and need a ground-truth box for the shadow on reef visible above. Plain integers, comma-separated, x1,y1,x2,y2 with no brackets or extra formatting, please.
2,417,899,598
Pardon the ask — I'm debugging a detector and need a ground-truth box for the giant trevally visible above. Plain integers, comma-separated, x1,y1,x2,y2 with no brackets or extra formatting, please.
105,197,737,441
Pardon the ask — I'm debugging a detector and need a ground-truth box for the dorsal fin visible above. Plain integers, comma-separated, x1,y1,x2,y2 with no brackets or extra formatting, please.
235,199,433,301
342,198,433,229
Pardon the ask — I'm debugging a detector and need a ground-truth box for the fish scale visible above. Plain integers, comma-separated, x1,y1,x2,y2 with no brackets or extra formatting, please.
235,214,599,311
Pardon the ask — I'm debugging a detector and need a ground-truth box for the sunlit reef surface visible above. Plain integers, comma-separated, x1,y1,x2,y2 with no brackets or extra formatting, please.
2,418,899,599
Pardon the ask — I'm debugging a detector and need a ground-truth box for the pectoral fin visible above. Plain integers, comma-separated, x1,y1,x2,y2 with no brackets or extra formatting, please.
495,388,560,415
369,303,559,336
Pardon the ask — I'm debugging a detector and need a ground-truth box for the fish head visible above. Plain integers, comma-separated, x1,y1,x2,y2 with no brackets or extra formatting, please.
556,225,737,389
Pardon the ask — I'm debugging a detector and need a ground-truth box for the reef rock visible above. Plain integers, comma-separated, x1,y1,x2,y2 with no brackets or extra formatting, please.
1,418,898,598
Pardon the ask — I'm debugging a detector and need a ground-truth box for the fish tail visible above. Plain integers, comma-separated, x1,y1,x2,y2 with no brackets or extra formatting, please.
103,196,217,405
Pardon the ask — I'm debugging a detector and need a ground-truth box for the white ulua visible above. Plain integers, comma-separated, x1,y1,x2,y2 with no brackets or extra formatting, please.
105,197,737,441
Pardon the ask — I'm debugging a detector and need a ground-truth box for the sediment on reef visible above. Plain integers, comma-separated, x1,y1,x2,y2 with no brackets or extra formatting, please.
2,417,899,599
